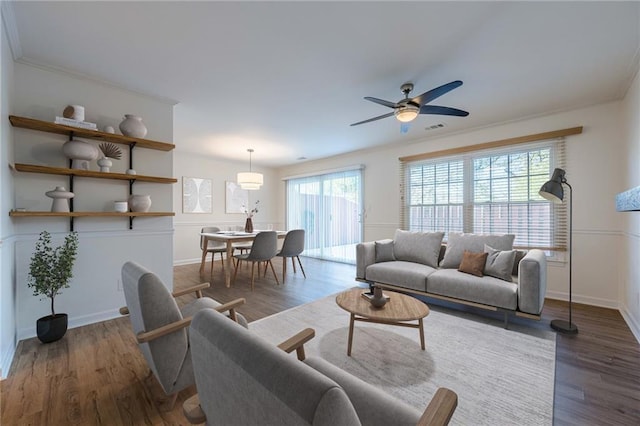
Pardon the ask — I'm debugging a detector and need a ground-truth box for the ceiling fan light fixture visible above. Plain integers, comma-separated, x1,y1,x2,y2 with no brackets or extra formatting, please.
237,148,263,190
395,105,419,123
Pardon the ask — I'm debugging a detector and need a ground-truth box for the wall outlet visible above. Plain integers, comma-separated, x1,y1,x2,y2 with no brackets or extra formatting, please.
117,279,123,292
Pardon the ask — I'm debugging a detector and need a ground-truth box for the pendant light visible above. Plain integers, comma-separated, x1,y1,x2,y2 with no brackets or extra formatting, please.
237,148,263,190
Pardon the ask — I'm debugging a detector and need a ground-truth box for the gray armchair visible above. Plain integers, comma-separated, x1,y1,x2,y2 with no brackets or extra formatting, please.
120,261,247,408
276,229,306,282
183,308,458,426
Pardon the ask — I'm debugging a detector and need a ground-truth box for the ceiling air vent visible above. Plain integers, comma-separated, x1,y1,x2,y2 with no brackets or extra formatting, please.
425,123,446,131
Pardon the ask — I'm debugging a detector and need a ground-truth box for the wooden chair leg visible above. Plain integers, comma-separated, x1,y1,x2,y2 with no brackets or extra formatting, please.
269,260,280,285
210,253,214,276
282,257,287,282
250,262,256,291
291,257,297,273
296,256,306,278
232,258,241,285
219,252,225,272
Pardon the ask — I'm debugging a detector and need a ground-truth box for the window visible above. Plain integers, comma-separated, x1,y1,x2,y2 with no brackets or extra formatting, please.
402,139,566,251
285,168,363,264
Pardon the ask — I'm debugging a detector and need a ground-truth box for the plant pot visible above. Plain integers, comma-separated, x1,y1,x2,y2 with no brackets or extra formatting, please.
36,313,68,343
245,218,253,233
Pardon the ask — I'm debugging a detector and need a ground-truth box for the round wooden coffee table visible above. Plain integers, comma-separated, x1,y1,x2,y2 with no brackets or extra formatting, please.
335,288,430,356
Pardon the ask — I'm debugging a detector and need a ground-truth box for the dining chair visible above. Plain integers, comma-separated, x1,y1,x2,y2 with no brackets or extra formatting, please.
200,226,228,275
276,229,306,282
232,231,279,290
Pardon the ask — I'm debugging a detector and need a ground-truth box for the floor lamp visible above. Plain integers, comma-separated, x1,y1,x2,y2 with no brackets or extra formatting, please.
539,168,578,334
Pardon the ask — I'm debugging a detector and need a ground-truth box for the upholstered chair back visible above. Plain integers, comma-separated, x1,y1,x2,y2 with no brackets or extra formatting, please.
278,229,305,257
246,231,278,262
190,309,362,426
121,261,191,395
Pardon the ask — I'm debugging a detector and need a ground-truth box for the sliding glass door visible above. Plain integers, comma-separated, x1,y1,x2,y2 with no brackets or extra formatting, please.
286,168,363,264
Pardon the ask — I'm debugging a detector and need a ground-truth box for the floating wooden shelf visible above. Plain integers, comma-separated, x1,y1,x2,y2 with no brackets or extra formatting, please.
9,211,175,218
9,115,175,151
13,163,177,184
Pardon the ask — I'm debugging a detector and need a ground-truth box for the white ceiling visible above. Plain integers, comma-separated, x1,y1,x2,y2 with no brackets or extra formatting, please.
6,1,640,167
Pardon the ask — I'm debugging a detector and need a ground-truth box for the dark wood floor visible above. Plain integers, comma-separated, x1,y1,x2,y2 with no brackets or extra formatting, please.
1,257,639,425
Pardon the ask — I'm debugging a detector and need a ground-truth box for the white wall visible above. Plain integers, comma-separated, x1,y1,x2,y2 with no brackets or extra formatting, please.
620,68,640,341
277,102,626,310
10,63,175,341
1,8,17,378
172,150,281,264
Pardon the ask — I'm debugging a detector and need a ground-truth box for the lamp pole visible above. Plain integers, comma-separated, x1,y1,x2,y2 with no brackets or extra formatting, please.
550,180,578,334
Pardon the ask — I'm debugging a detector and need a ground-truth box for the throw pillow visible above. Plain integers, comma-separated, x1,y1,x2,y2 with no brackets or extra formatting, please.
393,229,444,268
440,232,515,269
512,250,527,276
375,240,395,263
458,251,488,277
484,244,517,282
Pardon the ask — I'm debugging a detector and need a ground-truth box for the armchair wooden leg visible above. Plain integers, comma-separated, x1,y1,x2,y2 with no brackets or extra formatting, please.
296,256,306,278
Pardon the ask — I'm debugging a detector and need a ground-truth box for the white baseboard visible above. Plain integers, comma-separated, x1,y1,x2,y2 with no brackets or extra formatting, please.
545,291,619,309
173,257,203,266
17,308,122,342
619,304,640,344
1,340,16,379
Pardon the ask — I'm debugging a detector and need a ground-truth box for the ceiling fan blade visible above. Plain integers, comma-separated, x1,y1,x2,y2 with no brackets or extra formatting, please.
350,112,395,126
419,105,469,117
411,80,463,106
364,97,398,109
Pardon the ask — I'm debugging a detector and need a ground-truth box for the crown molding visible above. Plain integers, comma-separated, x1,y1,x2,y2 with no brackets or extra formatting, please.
1,1,22,60
15,56,179,106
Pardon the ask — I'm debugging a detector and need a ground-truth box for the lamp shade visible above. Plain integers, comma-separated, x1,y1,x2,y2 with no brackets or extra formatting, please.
395,105,419,123
539,168,566,203
237,172,263,190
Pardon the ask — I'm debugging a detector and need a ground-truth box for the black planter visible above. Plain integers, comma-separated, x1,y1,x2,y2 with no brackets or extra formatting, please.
36,313,68,343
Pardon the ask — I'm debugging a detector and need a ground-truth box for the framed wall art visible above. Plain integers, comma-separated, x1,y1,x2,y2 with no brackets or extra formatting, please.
226,180,248,213
182,177,212,213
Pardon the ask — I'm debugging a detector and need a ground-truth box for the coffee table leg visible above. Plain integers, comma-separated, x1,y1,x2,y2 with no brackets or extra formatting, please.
419,318,425,350
347,313,355,356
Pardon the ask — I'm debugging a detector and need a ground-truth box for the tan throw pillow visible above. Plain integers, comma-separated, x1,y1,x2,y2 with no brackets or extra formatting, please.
458,251,488,277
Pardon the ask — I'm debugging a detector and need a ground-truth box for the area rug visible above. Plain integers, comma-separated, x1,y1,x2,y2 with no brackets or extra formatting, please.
250,291,556,425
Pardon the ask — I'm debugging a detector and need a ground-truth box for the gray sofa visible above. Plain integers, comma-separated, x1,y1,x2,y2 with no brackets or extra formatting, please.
356,230,547,324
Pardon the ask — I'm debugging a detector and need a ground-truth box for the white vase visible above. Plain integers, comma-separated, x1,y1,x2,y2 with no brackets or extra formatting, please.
97,157,113,172
128,194,151,212
62,138,100,170
114,201,128,212
45,186,74,212
119,115,147,138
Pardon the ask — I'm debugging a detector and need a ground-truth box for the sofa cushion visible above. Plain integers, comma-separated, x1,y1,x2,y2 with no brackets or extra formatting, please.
366,261,435,292
393,229,444,268
458,251,488,277
440,233,515,269
484,245,516,282
375,240,395,263
427,269,518,310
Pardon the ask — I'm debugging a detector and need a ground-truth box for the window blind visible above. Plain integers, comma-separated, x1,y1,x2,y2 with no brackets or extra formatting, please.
400,138,567,251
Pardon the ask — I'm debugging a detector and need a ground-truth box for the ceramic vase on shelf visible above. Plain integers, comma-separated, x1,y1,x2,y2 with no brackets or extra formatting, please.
62,138,100,170
128,194,151,212
97,157,113,172
244,218,253,233
45,186,74,212
119,114,147,138
370,286,388,308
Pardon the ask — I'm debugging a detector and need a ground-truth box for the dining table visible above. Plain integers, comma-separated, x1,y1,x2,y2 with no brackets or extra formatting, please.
200,230,287,287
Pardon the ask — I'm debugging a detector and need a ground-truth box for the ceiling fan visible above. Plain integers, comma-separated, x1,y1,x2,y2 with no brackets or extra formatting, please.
350,80,469,127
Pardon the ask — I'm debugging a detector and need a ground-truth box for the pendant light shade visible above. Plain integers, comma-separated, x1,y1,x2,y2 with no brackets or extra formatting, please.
237,149,263,190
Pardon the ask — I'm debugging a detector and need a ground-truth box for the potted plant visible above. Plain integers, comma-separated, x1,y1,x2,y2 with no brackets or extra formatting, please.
28,230,79,343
